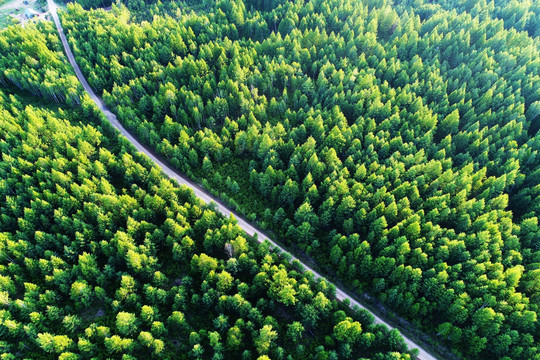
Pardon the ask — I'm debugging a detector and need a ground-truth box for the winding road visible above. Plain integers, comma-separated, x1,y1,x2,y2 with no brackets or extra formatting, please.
46,1,439,358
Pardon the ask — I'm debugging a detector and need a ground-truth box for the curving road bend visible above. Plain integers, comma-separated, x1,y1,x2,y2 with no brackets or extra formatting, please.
47,1,438,359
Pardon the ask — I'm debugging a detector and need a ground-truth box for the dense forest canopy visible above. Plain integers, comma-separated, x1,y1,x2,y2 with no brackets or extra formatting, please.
0,25,416,359
0,0,539,359
0,22,82,105
57,0,540,359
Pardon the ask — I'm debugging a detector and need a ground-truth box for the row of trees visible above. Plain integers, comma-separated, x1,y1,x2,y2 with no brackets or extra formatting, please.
60,0,539,358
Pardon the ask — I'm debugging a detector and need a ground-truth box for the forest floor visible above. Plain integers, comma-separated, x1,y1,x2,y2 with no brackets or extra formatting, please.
0,0,48,28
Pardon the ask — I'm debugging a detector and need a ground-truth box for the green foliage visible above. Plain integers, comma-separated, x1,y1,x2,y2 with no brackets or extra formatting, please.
59,0,540,358
4,0,540,358
0,83,413,359
0,21,82,105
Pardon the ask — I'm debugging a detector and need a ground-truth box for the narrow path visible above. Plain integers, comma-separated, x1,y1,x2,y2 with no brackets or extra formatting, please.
47,1,439,359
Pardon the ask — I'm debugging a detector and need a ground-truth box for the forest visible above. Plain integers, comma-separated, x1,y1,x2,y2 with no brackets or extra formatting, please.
0,22,415,359
55,0,539,359
0,0,539,359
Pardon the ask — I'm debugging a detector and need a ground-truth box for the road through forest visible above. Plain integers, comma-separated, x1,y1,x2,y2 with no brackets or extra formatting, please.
47,1,439,359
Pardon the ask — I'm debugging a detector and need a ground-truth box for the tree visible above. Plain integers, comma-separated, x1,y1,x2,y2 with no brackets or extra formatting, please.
37,333,73,353
439,109,460,136
333,319,362,343
227,325,243,350
269,268,297,305
255,325,277,355
168,311,186,331
286,321,304,343
278,17,295,35
140,305,155,324
116,312,138,336
216,270,234,292
138,331,154,347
